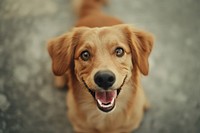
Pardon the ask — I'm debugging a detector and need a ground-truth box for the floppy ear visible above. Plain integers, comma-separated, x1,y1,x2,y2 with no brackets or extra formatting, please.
47,28,85,76
47,33,74,76
123,25,154,75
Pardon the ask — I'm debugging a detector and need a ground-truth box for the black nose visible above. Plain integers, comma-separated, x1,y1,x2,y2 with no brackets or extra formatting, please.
94,70,116,89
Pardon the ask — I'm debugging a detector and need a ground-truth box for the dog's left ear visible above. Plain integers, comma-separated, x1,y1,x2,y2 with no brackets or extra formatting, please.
123,25,154,75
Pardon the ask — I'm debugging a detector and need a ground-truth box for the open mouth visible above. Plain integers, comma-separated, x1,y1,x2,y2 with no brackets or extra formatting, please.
88,88,121,112
82,76,126,113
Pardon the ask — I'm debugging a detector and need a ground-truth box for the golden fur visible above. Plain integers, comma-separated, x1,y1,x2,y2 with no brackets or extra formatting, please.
47,0,154,132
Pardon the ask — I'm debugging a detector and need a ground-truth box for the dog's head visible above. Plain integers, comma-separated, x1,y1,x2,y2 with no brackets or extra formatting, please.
48,24,154,112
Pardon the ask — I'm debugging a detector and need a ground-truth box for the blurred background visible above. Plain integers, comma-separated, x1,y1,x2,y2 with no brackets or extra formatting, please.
0,0,200,133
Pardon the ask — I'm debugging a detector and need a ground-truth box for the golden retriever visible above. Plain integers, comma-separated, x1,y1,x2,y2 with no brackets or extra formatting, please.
47,0,154,132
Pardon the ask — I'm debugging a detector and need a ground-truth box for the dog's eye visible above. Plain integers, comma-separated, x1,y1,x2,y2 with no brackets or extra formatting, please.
80,51,90,61
115,47,124,57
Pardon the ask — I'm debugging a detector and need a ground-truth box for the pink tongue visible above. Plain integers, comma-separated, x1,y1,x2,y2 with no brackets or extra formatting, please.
95,90,117,104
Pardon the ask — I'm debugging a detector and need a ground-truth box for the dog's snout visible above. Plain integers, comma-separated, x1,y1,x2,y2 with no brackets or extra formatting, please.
94,70,116,89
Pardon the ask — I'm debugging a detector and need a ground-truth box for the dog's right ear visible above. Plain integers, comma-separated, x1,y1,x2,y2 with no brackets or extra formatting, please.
47,28,86,76
47,33,74,76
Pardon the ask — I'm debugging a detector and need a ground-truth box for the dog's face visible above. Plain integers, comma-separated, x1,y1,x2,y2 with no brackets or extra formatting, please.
48,24,153,112
74,27,133,112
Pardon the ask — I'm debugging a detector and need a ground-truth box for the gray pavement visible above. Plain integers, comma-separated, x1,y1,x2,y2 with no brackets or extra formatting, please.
0,0,200,133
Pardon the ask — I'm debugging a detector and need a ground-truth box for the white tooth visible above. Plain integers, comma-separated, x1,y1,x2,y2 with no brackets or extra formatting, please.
97,98,115,108
97,99,102,106
111,98,115,105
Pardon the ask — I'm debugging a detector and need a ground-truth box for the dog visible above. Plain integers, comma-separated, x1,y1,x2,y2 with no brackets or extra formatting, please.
47,0,154,132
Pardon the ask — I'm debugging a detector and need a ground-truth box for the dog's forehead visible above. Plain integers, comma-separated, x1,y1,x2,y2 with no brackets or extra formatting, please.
80,27,126,44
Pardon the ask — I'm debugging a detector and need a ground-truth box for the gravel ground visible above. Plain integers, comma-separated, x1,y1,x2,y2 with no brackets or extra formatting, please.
0,0,200,133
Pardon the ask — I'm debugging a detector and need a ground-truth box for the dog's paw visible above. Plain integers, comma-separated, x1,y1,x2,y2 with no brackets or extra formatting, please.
54,76,66,89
